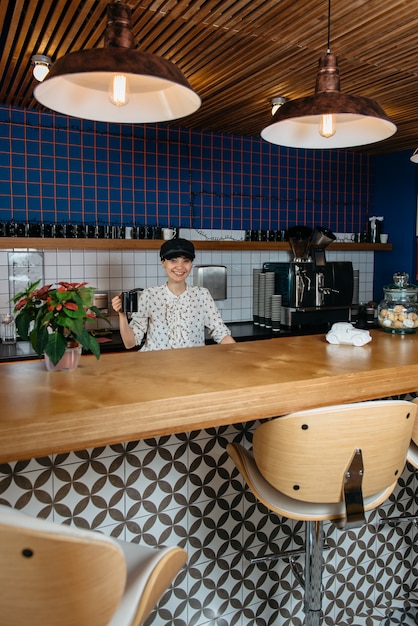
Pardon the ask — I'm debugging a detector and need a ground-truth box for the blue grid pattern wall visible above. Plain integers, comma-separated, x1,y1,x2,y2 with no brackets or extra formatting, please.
0,105,372,233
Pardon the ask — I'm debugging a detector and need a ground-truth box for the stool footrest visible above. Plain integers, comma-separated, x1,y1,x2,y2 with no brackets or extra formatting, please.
250,545,305,564
250,543,330,565
378,514,418,527
290,555,305,588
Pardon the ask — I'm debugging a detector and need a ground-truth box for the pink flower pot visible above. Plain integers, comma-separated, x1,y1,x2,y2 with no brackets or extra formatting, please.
44,345,82,371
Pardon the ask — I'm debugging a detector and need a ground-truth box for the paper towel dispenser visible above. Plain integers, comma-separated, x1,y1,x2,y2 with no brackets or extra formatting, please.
193,265,227,300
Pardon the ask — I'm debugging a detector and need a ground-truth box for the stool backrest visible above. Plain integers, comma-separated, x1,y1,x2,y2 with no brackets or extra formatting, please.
253,400,416,504
407,398,418,468
0,505,127,626
411,398,418,445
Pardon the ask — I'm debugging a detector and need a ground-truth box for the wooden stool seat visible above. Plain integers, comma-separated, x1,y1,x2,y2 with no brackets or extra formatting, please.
0,504,187,626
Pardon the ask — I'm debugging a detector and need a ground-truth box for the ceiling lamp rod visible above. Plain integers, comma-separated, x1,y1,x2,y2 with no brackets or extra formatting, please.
261,0,396,149
34,1,201,124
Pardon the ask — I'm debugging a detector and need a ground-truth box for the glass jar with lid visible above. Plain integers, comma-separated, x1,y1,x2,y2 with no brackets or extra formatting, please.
377,272,418,334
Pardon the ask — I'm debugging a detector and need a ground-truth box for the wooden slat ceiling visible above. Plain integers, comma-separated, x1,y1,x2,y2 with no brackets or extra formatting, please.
1,0,417,155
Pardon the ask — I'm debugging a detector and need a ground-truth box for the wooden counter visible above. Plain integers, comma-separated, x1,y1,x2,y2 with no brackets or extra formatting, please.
0,329,417,464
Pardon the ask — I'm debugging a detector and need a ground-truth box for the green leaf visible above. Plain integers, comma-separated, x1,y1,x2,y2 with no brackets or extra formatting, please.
31,324,49,356
90,305,110,322
87,334,101,359
59,306,84,320
57,314,83,335
15,310,31,340
12,279,41,304
45,333,67,365
73,326,91,350
79,287,95,307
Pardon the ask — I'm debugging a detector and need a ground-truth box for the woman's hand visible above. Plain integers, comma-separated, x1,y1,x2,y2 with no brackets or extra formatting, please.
220,334,236,344
112,293,136,349
112,293,123,314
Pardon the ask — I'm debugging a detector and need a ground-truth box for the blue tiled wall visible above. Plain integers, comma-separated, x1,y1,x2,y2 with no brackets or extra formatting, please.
0,105,372,233
371,151,418,292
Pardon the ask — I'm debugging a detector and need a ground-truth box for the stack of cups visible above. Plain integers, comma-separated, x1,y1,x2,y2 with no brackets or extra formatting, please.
352,269,359,305
252,269,262,325
264,272,275,329
351,269,360,319
271,295,282,332
258,273,266,326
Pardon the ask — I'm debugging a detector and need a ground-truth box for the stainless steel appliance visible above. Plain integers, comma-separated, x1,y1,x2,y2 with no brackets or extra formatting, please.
193,265,227,300
263,226,354,327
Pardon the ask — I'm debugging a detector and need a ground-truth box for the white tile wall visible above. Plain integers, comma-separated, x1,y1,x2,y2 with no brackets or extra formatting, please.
0,230,375,330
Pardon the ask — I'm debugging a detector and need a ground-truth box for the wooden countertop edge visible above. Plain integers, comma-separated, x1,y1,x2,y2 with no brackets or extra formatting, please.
0,363,415,465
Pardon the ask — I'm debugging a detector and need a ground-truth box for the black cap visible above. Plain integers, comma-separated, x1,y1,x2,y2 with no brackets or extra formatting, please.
160,238,195,261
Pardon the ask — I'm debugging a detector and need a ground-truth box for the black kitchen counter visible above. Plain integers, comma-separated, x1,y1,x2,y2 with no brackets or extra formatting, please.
0,320,361,363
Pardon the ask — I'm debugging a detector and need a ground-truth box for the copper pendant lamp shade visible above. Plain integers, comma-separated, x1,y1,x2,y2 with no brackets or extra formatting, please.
261,3,396,149
34,2,201,124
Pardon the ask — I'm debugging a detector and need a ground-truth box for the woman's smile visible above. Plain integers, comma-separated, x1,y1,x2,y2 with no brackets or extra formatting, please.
163,257,193,286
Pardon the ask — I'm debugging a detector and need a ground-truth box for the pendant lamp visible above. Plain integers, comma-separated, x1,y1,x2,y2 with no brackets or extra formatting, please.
410,149,418,163
34,2,201,124
261,0,396,149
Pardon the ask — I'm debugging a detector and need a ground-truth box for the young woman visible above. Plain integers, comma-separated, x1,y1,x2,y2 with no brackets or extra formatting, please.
111,238,235,351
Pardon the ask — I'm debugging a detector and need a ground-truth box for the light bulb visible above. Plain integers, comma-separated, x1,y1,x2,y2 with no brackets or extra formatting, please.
319,113,336,138
109,74,129,107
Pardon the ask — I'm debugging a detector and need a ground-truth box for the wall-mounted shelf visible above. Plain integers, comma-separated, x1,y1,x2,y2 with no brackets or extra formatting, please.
0,237,392,252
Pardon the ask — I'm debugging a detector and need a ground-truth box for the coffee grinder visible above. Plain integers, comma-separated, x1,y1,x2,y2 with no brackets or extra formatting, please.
263,225,354,327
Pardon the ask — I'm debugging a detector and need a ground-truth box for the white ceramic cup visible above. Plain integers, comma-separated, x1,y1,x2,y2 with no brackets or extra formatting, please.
380,233,388,243
162,228,176,240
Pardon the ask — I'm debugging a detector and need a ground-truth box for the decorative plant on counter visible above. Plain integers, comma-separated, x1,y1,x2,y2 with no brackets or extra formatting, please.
12,280,109,365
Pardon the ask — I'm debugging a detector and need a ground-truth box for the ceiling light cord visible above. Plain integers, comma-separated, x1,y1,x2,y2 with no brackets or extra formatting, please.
327,0,331,54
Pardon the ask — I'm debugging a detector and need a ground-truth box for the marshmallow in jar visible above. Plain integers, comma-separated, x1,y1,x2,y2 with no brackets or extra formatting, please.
377,272,418,334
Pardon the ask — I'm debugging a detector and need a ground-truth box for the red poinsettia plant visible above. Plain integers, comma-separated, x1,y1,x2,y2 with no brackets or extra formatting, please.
13,279,109,365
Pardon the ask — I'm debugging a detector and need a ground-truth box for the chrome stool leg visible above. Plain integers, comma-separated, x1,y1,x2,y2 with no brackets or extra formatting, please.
250,520,327,625
304,520,323,626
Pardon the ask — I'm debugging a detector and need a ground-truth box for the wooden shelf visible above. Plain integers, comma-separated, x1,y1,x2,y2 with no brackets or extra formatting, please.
0,237,393,252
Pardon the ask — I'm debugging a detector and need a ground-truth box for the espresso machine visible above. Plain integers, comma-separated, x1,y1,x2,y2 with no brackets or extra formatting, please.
263,225,353,327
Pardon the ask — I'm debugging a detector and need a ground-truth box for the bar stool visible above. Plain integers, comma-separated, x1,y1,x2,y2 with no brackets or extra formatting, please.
407,398,418,468
378,398,418,625
0,504,187,626
227,400,417,626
